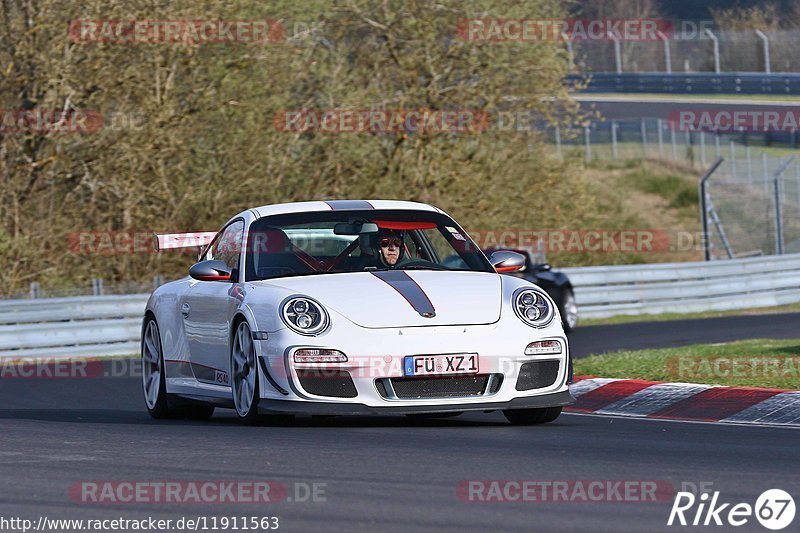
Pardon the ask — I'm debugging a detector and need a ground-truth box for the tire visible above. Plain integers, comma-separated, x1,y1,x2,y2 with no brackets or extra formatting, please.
231,320,262,425
502,406,562,425
231,320,293,426
559,289,578,333
142,317,216,420
141,317,175,419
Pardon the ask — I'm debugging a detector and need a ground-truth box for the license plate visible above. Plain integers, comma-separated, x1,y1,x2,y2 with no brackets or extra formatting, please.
403,354,479,377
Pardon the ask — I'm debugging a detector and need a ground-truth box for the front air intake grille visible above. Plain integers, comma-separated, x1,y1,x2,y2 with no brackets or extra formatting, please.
488,374,503,394
297,369,357,398
388,374,491,399
516,361,560,391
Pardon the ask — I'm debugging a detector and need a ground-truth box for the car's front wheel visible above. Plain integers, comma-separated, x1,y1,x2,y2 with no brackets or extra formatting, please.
231,320,293,426
503,406,562,425
231,321,261,425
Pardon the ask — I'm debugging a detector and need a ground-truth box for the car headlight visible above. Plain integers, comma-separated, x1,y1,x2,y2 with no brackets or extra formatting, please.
513,288,555,328
281,296,329,335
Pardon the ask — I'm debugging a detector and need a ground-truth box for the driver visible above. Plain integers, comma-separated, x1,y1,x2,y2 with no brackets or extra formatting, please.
377,229,406,267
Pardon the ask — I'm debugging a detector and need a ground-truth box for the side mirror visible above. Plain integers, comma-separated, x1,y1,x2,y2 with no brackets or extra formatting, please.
189,259,232,282
489,250,526,273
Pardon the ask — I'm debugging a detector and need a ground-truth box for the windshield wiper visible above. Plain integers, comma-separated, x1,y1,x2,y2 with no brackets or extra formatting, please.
398,265,447,271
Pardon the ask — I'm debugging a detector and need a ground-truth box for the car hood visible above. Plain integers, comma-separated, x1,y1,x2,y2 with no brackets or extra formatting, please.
259,270,502,328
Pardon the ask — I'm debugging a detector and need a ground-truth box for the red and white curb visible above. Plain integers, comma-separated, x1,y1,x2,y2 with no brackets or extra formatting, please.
567,376,800,427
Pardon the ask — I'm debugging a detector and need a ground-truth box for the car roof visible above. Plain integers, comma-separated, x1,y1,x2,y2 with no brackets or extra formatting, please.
252,200,443,218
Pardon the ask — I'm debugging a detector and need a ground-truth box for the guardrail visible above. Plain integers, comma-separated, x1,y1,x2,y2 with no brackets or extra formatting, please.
570,73,800,95
0,294,147,358
3,253,800,357
562,253,800,319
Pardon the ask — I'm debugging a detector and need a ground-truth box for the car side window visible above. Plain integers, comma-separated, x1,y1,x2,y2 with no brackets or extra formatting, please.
208,220,244,275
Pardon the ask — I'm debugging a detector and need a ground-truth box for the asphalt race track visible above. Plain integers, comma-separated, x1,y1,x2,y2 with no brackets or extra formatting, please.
1,314,799,532
569,312,800,358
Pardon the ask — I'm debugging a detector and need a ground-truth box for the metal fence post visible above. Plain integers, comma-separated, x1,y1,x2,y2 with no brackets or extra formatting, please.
657,119,664,157
640,119,648,157
774,176,784,255
699,158,725,261
153,275,165,289
700,131,706,166
92,278,104,296
611,121,618,159
584,125,591,162
730,142,737,176
755,29,771,74
685,130,692,165
705,29,721,73
746,146,752,181
670,127,677,160
30,282,40,299
609,32,622,74
715,134,721,158
657,30,671,73
771,156,795,255
796,162,800,211
563,33,574,71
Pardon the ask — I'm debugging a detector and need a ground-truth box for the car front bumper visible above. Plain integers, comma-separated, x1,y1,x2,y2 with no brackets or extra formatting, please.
257,389,574,416
254,318,572,411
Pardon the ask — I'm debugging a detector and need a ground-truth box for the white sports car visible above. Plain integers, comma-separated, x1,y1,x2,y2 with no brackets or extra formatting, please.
141,200,574,425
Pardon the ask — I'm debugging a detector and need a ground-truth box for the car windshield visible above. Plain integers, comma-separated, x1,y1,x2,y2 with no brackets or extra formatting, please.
244,209,493,281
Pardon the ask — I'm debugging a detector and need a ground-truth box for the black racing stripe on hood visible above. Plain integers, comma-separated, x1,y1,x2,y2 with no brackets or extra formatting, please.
370,270,436,317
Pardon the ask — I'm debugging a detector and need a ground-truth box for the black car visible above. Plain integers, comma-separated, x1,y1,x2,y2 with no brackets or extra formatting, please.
486,248,577,333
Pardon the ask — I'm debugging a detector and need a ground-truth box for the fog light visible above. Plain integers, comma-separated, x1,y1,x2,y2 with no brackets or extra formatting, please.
293,349,348,363
525,340,562,355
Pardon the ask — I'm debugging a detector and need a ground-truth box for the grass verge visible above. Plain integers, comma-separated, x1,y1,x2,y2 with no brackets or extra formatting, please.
574,338,800,390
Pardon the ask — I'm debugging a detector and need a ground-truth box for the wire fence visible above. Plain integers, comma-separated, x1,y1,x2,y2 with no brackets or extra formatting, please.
547,117,800,169
703,155,800,259
574,29,800,74
547,117,800,260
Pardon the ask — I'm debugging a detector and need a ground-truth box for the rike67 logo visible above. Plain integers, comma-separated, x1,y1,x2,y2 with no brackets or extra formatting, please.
668,489,795,530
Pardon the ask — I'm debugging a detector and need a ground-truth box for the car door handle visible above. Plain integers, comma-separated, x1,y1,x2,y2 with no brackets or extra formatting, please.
181,303,190,317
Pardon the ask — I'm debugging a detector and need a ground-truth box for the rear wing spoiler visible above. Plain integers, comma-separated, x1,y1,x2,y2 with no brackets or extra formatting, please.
153,232,216,251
